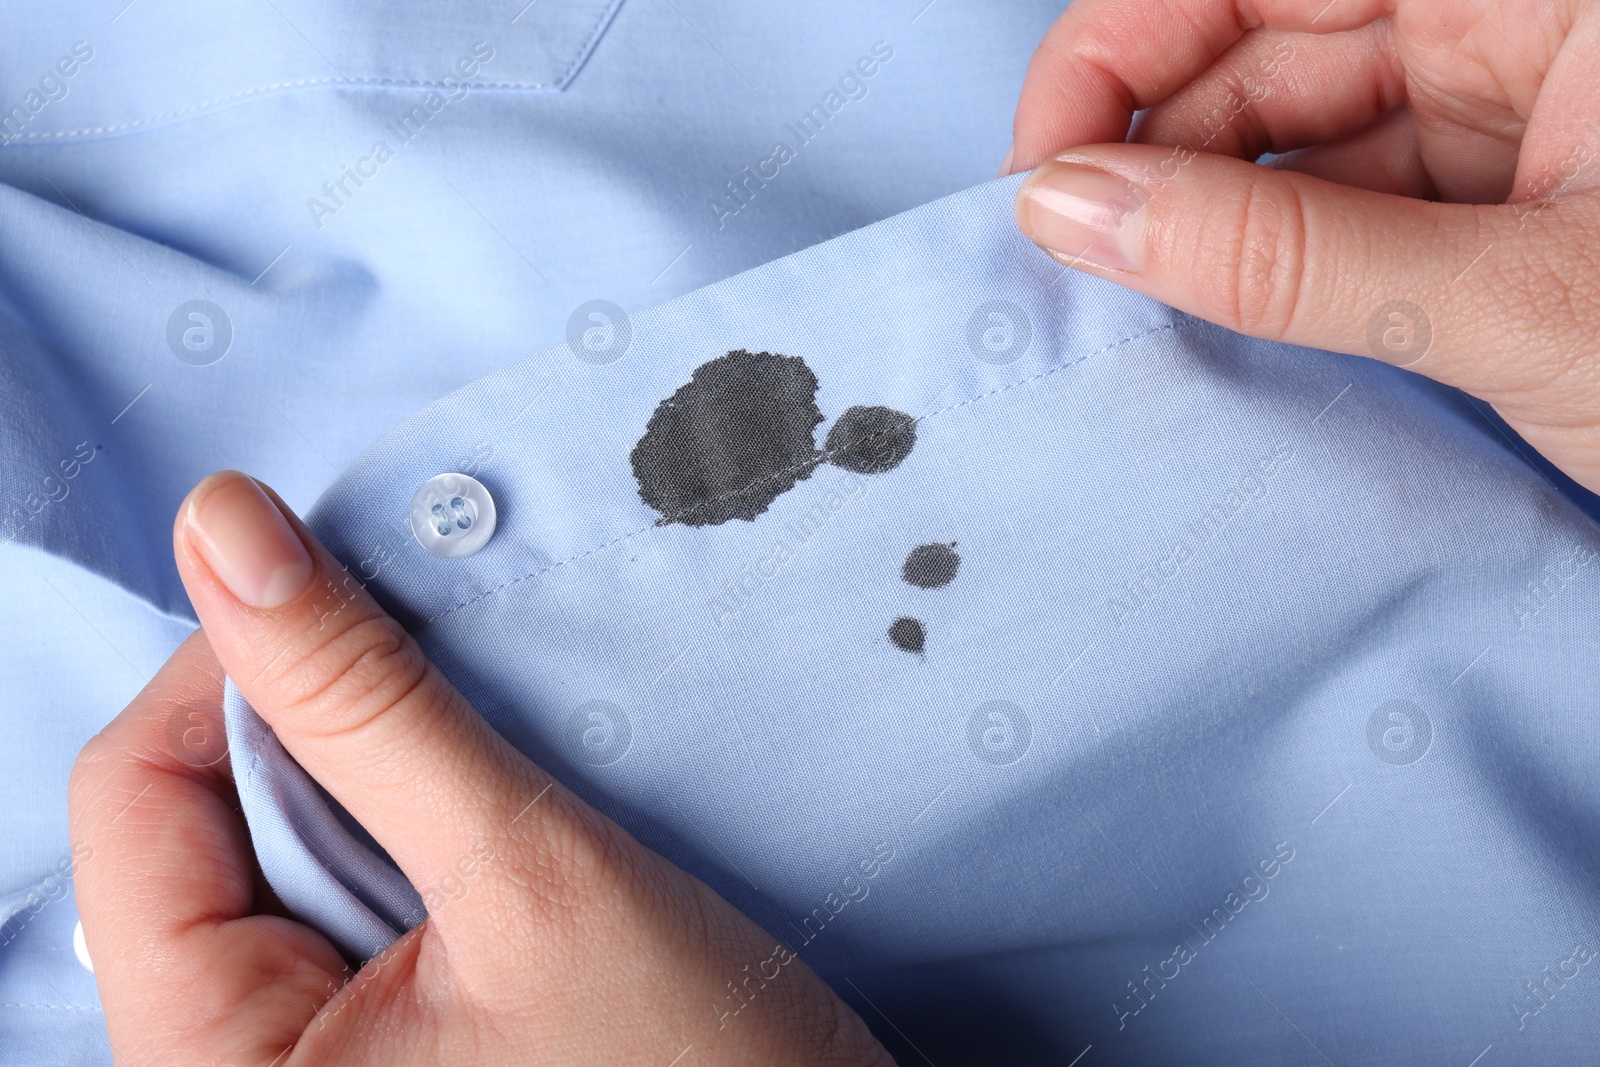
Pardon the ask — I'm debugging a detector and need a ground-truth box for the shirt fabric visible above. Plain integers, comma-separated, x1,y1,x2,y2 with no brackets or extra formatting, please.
2,2,1599,1065
231,173,1600,1066
0,1,1056,1061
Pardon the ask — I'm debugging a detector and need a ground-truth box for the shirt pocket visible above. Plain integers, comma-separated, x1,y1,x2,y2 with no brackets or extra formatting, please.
0,0,627,144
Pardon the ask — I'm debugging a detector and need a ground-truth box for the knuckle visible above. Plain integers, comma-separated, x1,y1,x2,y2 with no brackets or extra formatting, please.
1489,268,1572,375
1199,178,1307,341
1537,220,1600,373
791,991,894,1067
1476,204,1600,399
67,732,115,814
266,610,431,738
500,789,643,933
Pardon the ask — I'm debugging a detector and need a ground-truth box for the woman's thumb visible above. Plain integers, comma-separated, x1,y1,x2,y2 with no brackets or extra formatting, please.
1012,144,1600,402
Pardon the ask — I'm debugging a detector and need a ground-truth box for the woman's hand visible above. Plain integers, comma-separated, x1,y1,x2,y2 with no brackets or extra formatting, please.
1006,0,1600,493
68,470,892,1067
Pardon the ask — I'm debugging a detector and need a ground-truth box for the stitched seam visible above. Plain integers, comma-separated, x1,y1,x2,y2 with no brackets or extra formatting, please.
0,1002,104,1012
419,319,1187,629
555,0,629,86
2,77,559,143
2,0,628,146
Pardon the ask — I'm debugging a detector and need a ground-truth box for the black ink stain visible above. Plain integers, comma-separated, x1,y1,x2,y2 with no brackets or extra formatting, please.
632,352,919,526
825,405,918,474
630,350,824,526
902,542,959,589
888,617,926,654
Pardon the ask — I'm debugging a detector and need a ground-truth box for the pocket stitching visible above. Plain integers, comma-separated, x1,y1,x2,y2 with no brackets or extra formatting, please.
3,0,629,144
550,0,629,88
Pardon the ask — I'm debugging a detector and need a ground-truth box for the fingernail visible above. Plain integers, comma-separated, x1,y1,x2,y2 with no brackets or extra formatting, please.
186,472,314,609
1016,159,1146,272
998,142,1015,178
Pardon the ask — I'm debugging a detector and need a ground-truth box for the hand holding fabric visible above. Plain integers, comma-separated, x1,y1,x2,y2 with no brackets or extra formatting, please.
1006,0,1600,493
68,471,892,1067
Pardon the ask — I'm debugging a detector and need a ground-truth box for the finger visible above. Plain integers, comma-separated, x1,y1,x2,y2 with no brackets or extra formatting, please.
1272,107,1439,198
1131,24,1406,161
1508,6,1600,201
171,470,568,900
68,629,346,1064
1007,0,1389,173
1011,145,1600,436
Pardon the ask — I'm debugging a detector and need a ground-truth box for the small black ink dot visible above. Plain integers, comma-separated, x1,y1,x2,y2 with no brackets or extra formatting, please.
630,350,824,526
888,616,926,654
902,542,959,588
824,405,917,474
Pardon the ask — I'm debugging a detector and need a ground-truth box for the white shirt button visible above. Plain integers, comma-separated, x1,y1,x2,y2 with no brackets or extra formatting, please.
409,473,497,558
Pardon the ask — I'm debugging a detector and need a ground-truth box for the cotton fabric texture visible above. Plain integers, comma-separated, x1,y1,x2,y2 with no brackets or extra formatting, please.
2,1,1597,1064
234,175,1600,1064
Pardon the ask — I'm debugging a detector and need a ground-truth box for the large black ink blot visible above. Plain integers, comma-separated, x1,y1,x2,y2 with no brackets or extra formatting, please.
631,350,825,526
632,352,918,526
825,405,918,474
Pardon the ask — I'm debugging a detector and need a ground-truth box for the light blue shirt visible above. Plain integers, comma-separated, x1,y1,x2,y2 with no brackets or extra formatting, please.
4,2,1599,1065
